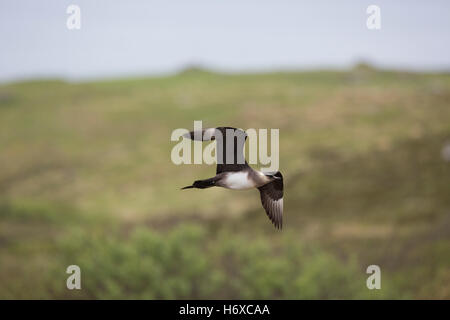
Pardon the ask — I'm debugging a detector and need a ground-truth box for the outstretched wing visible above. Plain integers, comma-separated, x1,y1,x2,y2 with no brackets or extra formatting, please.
215,127,248,174
183,126,249,174
258,173,284,229
183,128,217,141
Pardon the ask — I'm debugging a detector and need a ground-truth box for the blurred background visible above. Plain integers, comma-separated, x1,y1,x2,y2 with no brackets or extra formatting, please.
0,0,449,299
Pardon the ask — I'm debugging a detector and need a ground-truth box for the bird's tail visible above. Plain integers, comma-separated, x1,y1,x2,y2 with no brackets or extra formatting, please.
180,177,217,190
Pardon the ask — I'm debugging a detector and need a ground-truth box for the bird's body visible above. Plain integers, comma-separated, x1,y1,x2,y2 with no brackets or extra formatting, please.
217,170,270,190
219,171,254,190
181,126,284,229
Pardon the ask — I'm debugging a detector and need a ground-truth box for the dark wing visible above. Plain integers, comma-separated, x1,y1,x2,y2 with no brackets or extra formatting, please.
183,128,217,141
258,173,284,229
183,126,249,174
215,127,249,174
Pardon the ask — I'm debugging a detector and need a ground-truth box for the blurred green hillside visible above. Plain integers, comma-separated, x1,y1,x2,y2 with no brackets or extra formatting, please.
0,67,449,299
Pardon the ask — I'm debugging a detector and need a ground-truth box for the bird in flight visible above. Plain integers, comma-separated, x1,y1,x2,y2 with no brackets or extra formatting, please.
181,127,284,229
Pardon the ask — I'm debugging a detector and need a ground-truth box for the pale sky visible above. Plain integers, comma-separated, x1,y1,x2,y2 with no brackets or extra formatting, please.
1,0,450,82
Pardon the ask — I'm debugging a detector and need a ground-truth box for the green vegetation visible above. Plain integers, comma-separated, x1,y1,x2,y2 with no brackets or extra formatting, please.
0,67,449,299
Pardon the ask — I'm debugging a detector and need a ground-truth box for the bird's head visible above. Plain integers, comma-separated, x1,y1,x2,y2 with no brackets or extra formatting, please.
263,171,283,181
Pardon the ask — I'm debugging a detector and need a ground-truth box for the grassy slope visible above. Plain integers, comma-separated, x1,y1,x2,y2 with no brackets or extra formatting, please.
0,67,449,298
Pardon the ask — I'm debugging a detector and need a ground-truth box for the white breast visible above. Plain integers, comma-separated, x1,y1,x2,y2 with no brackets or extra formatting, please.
222,172,255,190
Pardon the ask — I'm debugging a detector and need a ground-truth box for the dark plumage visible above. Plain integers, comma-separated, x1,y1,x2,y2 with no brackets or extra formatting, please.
181,127,284,229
